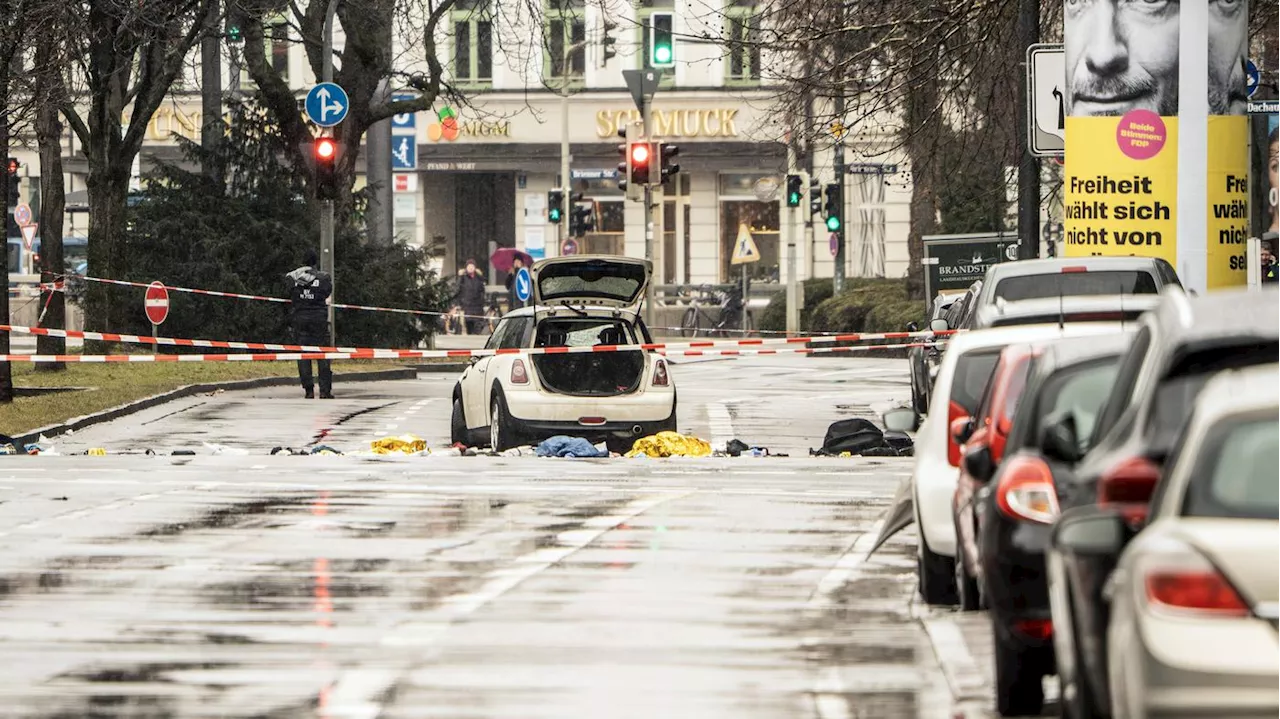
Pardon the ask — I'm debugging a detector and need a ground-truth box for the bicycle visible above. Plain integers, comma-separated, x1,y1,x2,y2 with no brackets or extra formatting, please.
679,284,754,338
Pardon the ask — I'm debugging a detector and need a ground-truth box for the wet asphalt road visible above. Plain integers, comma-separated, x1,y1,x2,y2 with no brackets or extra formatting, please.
0,357,1027,718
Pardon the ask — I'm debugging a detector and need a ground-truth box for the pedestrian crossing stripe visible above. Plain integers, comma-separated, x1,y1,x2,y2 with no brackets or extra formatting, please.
730,223,761,265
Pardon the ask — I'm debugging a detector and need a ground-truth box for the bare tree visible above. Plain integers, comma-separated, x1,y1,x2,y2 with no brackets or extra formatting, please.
54,0,218,342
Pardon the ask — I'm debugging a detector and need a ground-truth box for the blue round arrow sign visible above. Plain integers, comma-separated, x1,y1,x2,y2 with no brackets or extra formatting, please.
514,267,532,302
1246,60,1260,98
305,83,350,128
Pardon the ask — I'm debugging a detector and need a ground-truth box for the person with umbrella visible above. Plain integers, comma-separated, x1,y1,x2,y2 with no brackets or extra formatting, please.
492,248,534,313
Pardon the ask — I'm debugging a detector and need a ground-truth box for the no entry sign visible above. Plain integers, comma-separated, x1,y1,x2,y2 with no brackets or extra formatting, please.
144,282,170,325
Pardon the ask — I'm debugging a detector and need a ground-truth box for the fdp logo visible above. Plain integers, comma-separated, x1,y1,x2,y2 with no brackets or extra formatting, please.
428,107,460,142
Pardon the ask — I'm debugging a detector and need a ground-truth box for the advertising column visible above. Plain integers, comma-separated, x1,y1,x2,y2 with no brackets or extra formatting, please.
1204,0,1251,288
1062,1,1180,266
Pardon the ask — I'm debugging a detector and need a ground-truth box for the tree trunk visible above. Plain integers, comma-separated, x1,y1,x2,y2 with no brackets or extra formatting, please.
83,164,130,350
35,36,67,368
904,45,942,301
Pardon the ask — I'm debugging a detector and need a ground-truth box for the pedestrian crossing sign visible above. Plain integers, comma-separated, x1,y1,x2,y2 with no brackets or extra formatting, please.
730,223,761,265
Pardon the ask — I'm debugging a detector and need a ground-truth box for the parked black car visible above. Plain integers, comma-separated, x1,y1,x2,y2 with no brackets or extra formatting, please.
1045,285,1280,719
965,332,1133,716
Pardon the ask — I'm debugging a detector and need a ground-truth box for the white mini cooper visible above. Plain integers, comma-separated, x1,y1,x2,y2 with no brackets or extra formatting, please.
451,256,677,451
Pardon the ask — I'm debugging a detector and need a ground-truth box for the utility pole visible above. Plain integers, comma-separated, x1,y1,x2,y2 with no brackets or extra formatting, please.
1016,0,1040,259
832,98,846,292
642,93,655,328
321,0,338,345
559,90,570,258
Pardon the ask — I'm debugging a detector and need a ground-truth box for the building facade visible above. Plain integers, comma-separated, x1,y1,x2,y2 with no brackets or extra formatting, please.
8,0,921,289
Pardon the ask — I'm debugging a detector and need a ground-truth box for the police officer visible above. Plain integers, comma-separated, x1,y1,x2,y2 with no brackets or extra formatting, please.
287,250,333,398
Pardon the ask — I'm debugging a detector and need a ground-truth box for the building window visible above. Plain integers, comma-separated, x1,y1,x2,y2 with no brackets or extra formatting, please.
268,20,289,82
452,0,493,86
719,173,779,283
725,0,761,84
546,0,586,82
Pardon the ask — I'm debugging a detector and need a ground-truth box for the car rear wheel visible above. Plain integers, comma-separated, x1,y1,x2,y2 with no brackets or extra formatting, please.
489,392,519,451
450,397,468,446
917,517,959,605
994,626,1046,716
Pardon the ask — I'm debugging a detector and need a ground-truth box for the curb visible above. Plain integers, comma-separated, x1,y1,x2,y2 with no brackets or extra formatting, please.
15,367,418,447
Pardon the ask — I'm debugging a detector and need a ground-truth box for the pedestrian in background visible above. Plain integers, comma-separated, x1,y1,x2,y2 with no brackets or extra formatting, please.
287,250,333,399
505,256,527,312
1262,239,1278,284
456,258,488,334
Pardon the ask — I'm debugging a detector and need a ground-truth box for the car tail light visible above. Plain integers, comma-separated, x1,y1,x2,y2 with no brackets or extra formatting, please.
510,359,529,384
1061,266,1087,273
994,454,1060,524
1098,455,1161,524
652,359,670,386
1013,618,1053,640
946,400,966,466
1138,539,1249,617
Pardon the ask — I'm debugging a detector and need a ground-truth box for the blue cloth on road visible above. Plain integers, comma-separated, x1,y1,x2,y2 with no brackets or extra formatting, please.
535,436,609,458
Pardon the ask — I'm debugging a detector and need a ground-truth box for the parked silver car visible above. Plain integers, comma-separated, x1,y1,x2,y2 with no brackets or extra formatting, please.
1052,364,1279,719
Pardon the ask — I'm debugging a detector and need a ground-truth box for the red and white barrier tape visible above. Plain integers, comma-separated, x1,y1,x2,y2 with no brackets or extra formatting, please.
0,341,941,364
0,323,958,354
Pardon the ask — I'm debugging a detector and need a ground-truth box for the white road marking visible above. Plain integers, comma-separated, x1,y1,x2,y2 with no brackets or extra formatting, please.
707,401,736,451
812,665,853,719
324,490,696,719
920,615,989,702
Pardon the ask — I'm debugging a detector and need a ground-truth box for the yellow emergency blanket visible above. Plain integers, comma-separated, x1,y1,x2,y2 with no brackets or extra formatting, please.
625,431,712,458
370,435,427,455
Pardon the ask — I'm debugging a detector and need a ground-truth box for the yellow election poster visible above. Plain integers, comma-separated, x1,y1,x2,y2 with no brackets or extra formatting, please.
1205,118,1250,289
1063,112,1179,265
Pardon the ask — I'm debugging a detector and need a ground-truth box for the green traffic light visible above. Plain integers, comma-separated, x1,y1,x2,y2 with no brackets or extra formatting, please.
788,192,801,207
227,25,242,42
826,216,841,231
654,45,672,64
549,207,562,222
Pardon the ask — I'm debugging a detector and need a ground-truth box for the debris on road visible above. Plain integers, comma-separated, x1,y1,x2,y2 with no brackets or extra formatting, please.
534,436,610,458
625,431,712,458
811,418,914,457
370,435,428,455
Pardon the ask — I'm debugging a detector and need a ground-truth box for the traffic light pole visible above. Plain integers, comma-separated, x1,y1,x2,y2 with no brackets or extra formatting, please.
642,96,656,329
321,0,338,345
832,109,846,293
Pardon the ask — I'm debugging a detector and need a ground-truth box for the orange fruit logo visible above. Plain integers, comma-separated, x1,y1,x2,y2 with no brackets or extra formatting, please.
427,106,460,142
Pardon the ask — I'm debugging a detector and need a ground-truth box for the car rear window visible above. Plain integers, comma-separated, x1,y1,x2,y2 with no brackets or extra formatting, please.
534,318,635,348
1183,414,1279,520
993,270,1159,302
1032,359,1122,456
1147,342,1280,451
950,349,1001,414
989,308,1148,328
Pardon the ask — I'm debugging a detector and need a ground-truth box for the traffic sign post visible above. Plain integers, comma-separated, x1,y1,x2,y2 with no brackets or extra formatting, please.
305,82,349,128
144,282,170,341
12,203,31,227
19,223,36,251
514,267,532,305
1026,44,1066,157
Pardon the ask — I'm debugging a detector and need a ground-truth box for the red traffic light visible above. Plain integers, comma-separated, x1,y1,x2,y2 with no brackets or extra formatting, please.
315,138,337,160
630,143,650,164
6,159,17,174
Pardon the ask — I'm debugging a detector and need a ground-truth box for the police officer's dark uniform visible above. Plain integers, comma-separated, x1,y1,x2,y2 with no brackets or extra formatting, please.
287,252,334,398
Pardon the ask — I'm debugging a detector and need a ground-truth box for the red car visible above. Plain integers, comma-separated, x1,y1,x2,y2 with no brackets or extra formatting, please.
950,342,1037,610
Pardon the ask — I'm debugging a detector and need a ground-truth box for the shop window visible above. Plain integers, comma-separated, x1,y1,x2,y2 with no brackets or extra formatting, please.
725,0,761,85
452,0,493,87
584,198,625,255
719,176,779,283
546,0,586,83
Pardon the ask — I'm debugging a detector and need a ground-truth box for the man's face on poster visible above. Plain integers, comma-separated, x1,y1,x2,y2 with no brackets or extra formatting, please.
1208,0,1249,115
1065,0,1180,117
